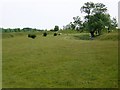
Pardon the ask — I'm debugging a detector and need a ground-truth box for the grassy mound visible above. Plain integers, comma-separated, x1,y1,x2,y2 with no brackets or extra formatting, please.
70,31,118,41
2,32,44,39
95,32,118,41
2,32,28,38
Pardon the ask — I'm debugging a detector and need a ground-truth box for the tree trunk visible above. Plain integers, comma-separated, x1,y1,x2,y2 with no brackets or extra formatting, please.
90,31,94,37
90,31,95,40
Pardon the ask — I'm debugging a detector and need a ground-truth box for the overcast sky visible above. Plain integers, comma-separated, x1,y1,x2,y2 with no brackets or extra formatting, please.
0,0,119,29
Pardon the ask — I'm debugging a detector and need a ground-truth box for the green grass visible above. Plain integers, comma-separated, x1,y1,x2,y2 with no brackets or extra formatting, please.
0,34,2,89
95,32,118,41
2,31,118,88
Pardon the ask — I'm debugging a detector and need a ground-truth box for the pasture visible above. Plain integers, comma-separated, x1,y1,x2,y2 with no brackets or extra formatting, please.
2,31,118,88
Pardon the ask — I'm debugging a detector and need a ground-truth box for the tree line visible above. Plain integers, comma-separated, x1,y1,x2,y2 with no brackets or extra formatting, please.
1,25,60,33
1,27,38,33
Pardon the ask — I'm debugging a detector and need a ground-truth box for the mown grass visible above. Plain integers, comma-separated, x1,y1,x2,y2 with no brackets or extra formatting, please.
2,31,118,88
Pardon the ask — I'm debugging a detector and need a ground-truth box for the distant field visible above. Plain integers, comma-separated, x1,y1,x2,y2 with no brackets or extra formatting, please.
2,31,118,88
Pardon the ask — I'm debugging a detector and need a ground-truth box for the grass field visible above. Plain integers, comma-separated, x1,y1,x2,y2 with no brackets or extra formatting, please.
0,33,2,89
2,31,118,88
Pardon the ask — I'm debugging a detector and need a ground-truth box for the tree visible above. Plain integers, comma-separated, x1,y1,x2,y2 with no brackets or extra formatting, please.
70,22,75,30
88,13,111,36
73,16,83,30
80,2,95,22
80,2,95,36
14,28,20,32
54,25,59,31
73,16,82,25
22,27,32,32
111,17,118,28
81,2,111,37
92,3,107,14
63,24,71,30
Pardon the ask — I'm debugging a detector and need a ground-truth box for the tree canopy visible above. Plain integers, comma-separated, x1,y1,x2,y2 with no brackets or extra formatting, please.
54,25,59,31
81,2,111,37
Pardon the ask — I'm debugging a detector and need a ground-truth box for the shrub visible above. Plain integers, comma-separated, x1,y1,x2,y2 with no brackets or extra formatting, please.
28,34,31,37
28,34,36,39
54,33,57,36
31,34,36,39
43,32,47,37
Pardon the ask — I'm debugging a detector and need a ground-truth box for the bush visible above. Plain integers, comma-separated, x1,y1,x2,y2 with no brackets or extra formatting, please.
54,33,57,36
28,34,31,37
43,32,47,37
31,34,36,39
28,34,36,39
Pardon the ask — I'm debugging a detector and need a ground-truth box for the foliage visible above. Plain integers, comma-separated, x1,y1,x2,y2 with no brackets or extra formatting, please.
69,22,75,30
54,33,57,36
63,16,83,30
28,34,36,39
81,2,111,37
54,25,59,31
2,27,40,33
80,2,95,21
111,17,118,28
43,32,47,37
88,13,111,35
92,3,107,14
73,16,83,30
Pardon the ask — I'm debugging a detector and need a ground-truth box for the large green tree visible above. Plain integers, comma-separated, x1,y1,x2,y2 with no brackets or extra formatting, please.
88,13,111,37
81,2,111,37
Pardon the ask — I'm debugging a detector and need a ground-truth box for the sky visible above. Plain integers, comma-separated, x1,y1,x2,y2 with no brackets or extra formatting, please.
0,0,119,30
